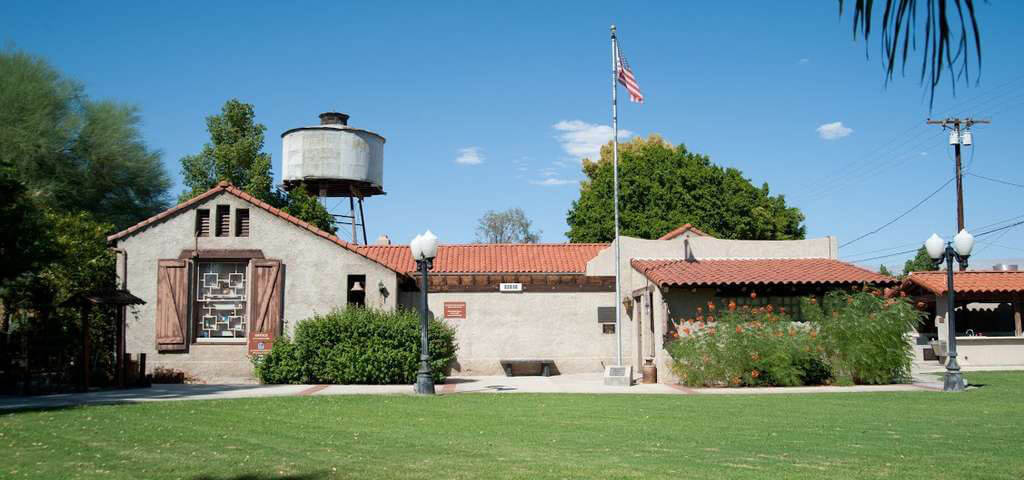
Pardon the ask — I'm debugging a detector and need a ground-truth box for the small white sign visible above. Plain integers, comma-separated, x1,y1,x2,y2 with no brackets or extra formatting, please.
499,283,523,293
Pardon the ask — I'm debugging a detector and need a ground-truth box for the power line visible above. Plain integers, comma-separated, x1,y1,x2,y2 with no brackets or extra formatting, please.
839,176,955,249
846,248,921,264
968,172,1024,190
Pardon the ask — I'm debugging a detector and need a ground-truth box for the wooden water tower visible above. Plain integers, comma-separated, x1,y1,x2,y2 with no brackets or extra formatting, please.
280,112,386,244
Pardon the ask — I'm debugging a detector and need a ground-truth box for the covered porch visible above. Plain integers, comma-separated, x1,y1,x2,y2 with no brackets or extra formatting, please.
903,271,1024,367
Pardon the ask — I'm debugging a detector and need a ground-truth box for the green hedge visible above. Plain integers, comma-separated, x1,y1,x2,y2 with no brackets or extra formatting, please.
666,290,921,387
252,307,457,385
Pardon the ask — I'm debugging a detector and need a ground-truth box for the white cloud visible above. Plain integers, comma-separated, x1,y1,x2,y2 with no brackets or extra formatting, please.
816,121,853,140
530,178,577,186
553,120,632,160
455,147,483,165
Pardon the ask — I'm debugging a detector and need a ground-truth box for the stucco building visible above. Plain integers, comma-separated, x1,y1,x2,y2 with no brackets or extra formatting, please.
109,182,893,383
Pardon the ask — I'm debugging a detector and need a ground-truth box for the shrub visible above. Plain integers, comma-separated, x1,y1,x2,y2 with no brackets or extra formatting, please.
252,307,457,385
666,302,827,387
801,290,922,384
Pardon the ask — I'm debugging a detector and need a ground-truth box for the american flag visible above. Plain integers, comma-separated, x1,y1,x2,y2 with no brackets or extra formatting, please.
616,47,644,104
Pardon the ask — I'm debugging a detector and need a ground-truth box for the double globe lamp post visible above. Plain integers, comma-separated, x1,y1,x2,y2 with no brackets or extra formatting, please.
924,229,975,392
409,230,439,395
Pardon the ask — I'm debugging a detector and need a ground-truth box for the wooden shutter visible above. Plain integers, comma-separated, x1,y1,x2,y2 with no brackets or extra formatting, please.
155,259,189,352
249,259,283,354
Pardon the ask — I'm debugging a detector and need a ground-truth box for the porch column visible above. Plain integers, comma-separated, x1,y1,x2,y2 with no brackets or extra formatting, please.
1014,294,1022,337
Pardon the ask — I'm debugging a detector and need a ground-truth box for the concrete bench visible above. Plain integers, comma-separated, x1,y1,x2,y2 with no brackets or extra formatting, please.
500,359,554,377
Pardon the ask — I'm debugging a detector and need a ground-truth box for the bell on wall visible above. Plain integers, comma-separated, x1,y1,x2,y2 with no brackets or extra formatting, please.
350,281,364,292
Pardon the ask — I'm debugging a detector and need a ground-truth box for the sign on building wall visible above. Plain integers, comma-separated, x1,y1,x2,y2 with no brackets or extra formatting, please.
499,283,523,293
444,302,467,319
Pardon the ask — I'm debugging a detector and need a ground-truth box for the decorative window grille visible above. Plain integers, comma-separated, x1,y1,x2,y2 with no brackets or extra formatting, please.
195,262,247,341
235,209,250,237
215,205,230,237
196,209,210,237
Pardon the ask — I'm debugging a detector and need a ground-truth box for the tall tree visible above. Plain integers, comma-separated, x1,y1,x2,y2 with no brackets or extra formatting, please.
179,99,274,203
0,49,171,230
840,0,982,106
476,208,541,243
903,246,940,276
179,99,335,233
566,135,805,242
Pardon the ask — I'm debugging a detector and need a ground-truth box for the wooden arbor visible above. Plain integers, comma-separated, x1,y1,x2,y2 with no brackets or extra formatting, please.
66,289,145,391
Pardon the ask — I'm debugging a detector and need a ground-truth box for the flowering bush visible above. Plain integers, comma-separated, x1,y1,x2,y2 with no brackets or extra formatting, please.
666,289,922,387
665,299,827,387
801,290,921,385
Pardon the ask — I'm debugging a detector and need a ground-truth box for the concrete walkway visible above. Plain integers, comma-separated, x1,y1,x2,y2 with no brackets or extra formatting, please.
0,372,954,411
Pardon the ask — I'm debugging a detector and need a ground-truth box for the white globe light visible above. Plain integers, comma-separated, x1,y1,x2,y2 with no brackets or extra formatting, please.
953,229,975,257
421,230,439,259
409,234,424,260
925,233,945,260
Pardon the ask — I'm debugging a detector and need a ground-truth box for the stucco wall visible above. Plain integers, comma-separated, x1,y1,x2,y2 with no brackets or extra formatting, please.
115,191,400,383
399,290,632,375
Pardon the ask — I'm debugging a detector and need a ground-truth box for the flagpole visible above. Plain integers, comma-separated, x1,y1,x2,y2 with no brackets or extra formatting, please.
610,25,623,368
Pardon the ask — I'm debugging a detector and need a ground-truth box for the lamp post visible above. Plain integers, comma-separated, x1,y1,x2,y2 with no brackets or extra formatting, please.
924,229,975,392
409,230,439,395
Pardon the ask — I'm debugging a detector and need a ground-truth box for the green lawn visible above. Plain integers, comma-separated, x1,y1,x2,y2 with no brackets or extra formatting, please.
2,372,1023,479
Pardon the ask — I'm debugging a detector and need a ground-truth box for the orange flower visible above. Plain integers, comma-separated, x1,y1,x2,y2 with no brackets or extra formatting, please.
682,327,691,335
696,315,704,322
750,291,758,300
728,301,737,312
765,304,774,313
735,325,743,334
731,376,742,385
671,331,679,338
751,370,761,379
810,330,817,338
809,298,817,305
707,301,716,311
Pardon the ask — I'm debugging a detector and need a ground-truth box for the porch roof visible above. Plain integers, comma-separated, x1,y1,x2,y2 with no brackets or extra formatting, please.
903,271,1024,296
631,258,894,288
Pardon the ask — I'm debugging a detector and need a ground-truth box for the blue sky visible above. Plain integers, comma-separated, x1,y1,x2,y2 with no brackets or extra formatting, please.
4,1,1024,271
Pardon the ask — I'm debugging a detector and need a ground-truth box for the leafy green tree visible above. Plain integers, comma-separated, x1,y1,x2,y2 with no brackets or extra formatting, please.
0,49,171,230
179,99,274,203
179,99,335,233
903,246,939,276
281,185,335,233
566,135,805,242
879,265,894,277
0,160,52,288
476,208,541,243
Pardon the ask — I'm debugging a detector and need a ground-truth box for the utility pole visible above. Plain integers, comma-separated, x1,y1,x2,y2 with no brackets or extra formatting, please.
927,117,991,270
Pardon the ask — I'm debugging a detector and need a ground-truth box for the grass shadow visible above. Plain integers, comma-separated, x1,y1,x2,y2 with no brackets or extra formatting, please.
192,472,328,480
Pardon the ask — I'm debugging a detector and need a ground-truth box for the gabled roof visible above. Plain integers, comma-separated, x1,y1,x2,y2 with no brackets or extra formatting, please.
631,258,894,287
658,223,709,240
904,271,1024,295
107,181,403,273
356,243,609,274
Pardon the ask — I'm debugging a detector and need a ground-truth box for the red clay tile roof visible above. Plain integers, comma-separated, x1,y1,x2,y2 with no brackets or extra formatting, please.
631,258,895,287
106,181,403,272
658,223,710,240
904,271,1024,295
355,243,609,274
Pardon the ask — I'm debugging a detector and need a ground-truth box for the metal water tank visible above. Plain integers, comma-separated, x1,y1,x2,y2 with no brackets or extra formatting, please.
281,112,385,197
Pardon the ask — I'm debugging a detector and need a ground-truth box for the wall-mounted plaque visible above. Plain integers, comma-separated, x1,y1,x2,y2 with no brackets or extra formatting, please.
444,302,467,319
499,283,523,293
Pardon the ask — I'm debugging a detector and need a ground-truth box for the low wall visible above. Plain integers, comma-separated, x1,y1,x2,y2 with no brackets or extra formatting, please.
956,337,1024,366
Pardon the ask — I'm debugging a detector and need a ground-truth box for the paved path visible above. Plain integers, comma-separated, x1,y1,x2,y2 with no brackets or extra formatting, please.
0,372,954,411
